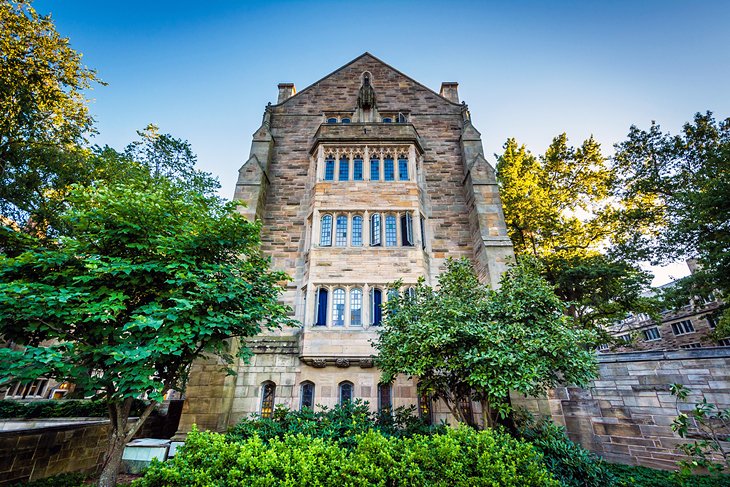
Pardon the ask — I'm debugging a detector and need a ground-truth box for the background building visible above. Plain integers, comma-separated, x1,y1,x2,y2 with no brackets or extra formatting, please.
176,53,514,433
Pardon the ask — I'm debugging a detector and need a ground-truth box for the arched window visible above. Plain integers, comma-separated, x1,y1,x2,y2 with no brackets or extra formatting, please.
315,288,328,326
320,214,332,246
339,381,354,404
378,383,392,413
382,117,393,123
326,117,338,124
351,215,363,247
398,155,409,180
385,214,397,246
370,288,383,326
341,117,351,124
370,157,380,181
339,156,349,181
324,156,335,181
418,393,432,425
335,215,348,246
406,287,416,299
332,288,345,326
370,213,381,246
353,156,363,181
350,288,363,326
400,212,413,247
300,382,315,410
260,381,276,418
384,156,395,181
396,113,407,123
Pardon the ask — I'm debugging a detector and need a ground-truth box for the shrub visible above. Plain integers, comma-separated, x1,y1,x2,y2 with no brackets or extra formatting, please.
227,399,444,448
9,472,87,487
516,414,614,487
0,398,151,418
135,426,559,486
607,463,730,487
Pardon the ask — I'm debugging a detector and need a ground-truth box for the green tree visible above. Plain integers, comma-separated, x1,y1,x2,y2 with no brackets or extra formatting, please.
496,136,657,337
613,112,730,332
0,174,295,486
0,0,104,230
374,258,597,429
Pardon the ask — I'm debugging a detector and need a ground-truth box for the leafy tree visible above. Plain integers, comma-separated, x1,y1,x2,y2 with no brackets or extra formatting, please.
0,173,294,486
613,112,730,332
496,136,657,337
0,0,104,230
374,258,597,429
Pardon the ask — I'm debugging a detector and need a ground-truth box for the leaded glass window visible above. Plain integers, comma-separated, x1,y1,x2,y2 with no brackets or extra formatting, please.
300,382,314,410
398,156,409,180
341,118,351,123
353,157,363,181
315,288,328,326
352,215,363,246
370,213,381,246
339,381,353,404
260,382,276,418
370,158,380,181
378,383,392,413
401,212,413,246
350,288,362,326
339,156,349,181
419,393,432,425
384,157,395,181
332,288,345,326
320,214,332,246
326,118,337,124
335,215,348,246
324,157,335,181
385,214,397,246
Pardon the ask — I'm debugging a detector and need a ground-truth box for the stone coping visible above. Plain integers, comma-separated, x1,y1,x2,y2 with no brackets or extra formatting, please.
0,417,143,436
598,347,730,363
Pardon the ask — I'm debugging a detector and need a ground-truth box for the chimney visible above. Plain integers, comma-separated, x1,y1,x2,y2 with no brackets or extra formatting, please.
277,83,296,103
439,82,459,103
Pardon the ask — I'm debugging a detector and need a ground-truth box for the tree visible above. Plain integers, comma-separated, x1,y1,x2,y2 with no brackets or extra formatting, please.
613,112,730,332
0,0,103,230
496,136,657,338
0,174,295,486
374,258,597,429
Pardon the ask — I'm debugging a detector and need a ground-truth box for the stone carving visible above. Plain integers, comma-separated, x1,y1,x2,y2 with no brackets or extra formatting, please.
357,75,376,110
311,359,327,368
359,358,374,368
335,358,350,368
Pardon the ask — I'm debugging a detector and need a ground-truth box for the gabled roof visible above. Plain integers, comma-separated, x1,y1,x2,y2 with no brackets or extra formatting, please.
272,52,462,107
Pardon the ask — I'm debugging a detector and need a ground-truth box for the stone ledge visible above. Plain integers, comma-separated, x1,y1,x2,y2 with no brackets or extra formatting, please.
598,347,730,364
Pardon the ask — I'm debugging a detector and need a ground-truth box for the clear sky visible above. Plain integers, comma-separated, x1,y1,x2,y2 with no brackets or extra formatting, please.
34,0,730,285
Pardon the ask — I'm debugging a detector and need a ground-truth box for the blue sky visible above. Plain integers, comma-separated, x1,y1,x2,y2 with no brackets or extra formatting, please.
34,0,730,284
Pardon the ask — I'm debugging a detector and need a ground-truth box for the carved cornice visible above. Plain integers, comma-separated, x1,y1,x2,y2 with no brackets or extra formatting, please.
300,356,377,369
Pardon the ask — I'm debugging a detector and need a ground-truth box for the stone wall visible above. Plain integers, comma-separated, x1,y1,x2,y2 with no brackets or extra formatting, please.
0,416,163,485
512,348,730,469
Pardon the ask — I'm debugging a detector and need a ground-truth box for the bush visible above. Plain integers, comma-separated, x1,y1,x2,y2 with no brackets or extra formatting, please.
607,463,730,487
9,472,87,487
516,415,614,487
135,426,559,486
0,398,151,418
227,399,444,449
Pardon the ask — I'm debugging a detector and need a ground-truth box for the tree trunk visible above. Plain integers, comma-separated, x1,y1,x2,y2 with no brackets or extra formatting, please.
98,432,127,487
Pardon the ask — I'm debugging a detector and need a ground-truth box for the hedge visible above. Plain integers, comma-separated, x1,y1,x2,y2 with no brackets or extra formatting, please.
0,399,151,418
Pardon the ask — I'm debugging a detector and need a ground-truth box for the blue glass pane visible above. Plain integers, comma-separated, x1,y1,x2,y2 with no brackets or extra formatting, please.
352,216,363,246
339,157,349,181
384,158,394,181
327,118,337,124
316,289,328,326
398,158,409,180
385,215,397,246
370,158,380,181
324,159,335,180
353,158,363,180
341,118,351,124
382,118,392,123
320,215,332,246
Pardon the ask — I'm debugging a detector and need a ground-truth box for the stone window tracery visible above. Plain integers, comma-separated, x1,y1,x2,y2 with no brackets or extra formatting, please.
317,145,415,182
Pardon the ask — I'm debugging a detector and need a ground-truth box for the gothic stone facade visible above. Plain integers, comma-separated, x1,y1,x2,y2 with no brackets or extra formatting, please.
177,53,514,433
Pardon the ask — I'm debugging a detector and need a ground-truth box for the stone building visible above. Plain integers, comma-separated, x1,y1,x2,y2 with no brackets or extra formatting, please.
176,53,514,433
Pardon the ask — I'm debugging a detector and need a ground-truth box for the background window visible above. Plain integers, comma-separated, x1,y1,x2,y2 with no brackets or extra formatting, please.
397,113,407,123
370,288,382,326
339,156,349,181
352,216,363,246
260,382,276,418
339,381,354,404
385,215,397,246
350,288,363,326
353,157,363,180
420,216,426,249
320,214,332,246
378,383,392,413
333,288,345,326
324,157,335,181
326,118,338,124
335,215,348,246
370,158,380,180
384,157,395,181
382,117,392,123
401,213,413,246
370,214,381,246
341,118,351,123
643,327,661,341
300,382,314,410
398,156,409,180
315,288,328,326
418,393,432,425
671,320,695,335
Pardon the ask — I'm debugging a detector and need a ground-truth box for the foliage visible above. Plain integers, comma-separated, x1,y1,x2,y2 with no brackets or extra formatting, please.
496,136,657,337
606,463,730,487
9,472,88,487
374,257,597,426
0,0,103,229
516,413,614,487
134,426,559,487
670,383,730,475
0,399,151,418
612,112,730,328
227,400,444,449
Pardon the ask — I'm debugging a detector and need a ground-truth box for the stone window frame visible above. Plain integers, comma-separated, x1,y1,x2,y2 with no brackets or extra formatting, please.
642,326,661,341
320,213,333,246
314,210,422,250
316,145,417,184
339,381,354,404
378,383,392,413
4,378,49,399
260,381,276,419
418,392,433,425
